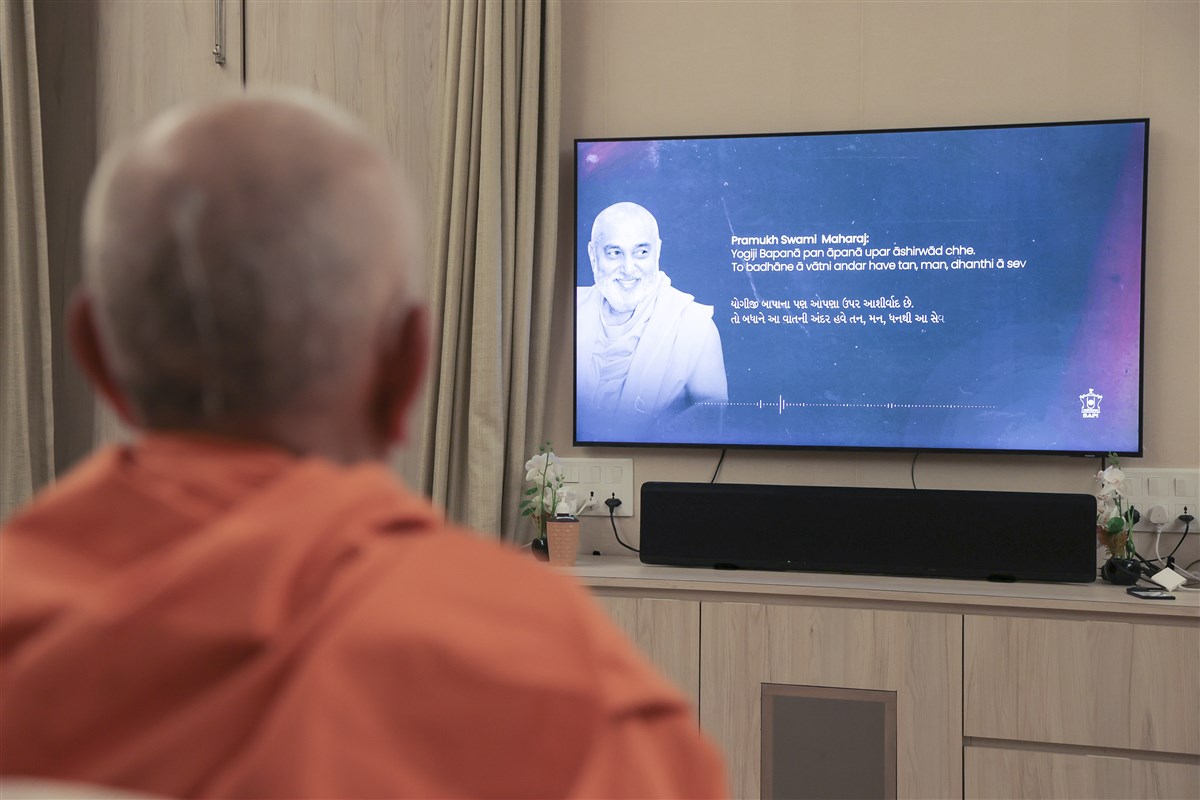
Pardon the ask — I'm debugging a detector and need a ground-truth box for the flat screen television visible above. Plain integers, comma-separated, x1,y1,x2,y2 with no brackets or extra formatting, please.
574,119,1147,456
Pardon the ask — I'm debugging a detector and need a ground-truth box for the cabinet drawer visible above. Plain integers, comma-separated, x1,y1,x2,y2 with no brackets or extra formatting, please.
965,744,1200,800
965,616,1199,754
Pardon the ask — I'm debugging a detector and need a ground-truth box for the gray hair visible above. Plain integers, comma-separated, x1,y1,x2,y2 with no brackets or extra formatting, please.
81,91,418,430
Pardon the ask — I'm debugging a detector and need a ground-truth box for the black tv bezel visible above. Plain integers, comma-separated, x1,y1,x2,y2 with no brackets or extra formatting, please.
572,118,1149,458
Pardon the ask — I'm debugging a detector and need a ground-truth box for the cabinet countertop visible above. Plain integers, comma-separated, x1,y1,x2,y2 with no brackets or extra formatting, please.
567,555,1200,621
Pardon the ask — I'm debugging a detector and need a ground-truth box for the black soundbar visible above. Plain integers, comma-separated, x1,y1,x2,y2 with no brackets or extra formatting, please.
640,482,1097,583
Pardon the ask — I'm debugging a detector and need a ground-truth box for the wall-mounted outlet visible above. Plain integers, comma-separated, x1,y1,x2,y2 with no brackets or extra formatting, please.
1118,468,1199,534
558,457,634,517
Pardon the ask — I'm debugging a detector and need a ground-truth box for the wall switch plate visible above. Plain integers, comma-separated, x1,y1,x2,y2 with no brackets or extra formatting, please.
558,457,634,517
1118,468,1199,534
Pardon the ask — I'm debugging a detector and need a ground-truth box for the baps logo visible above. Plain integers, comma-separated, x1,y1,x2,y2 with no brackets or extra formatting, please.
1079,388,1103,419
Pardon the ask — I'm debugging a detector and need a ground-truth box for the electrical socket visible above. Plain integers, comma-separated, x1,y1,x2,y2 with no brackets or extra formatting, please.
558,457,634,517
1118,468,1199,534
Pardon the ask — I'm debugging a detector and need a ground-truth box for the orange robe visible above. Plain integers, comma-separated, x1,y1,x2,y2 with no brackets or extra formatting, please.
1,435,726,798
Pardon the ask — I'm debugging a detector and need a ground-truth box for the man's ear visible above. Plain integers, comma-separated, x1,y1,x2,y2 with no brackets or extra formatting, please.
374,304,430,446
67,293,139,426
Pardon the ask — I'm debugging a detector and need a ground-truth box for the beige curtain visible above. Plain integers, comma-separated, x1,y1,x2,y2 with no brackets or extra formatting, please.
1,0,54,521
416,0,560,540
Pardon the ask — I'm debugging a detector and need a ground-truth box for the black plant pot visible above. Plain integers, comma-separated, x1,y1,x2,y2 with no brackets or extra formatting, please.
1101,557,1140,585
530,537,549,562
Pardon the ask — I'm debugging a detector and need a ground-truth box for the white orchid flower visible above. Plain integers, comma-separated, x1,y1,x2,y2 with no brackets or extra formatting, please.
525,452,564,482
525,453,549,480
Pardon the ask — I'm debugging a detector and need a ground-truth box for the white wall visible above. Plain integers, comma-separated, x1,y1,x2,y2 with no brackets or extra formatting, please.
548,0,1200,554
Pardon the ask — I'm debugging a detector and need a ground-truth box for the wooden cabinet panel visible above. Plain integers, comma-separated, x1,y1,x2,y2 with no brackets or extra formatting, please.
1131,757,1200,799
699,601,768,796
966,745,1200,800
965,616,1132,748
591,594,700,709
97,0,243,147
965,615,1200,754
1131,623,1200,754
966,746,1129,799
701,601,961,799
243,0,441,227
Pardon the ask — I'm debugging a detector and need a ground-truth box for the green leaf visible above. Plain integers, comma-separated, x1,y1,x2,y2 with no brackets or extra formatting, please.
524,487,538,496
1105,516,1126,535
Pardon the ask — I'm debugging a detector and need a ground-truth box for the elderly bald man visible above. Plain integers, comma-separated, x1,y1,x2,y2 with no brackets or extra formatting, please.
577,202,728,442
0,95,726,799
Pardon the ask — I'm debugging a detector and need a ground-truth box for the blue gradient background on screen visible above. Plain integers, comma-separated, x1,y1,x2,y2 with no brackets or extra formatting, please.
575,121,1146,454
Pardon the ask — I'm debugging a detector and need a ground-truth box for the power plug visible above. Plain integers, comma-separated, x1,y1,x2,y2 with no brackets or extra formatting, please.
602,493,638,554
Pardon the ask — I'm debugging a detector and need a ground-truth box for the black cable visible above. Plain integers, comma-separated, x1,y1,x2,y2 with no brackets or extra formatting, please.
609,506,639,553
1165,518,1192,561
1132,552,1161,579
711,449,726,484
911,452,919,489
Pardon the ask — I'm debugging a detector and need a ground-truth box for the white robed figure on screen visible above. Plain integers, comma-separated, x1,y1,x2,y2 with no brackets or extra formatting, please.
576,202,728,441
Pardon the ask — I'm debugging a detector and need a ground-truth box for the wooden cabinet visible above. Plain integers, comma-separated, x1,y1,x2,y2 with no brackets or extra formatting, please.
576,558,1200,800
95,0,243,144
40,0,442,456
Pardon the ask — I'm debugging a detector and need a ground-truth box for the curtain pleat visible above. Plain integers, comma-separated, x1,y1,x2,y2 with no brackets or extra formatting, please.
0,0,54,521
417,0,560,540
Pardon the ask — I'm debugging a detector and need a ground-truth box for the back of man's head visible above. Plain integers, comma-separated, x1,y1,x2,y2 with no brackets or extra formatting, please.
78,92,426,459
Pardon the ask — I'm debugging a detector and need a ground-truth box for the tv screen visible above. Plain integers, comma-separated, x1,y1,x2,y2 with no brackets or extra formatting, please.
574,119,1147,456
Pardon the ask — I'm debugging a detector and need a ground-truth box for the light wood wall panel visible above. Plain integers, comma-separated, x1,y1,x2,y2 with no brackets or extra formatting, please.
96,0,243,148
701,601,961,799
49,0,442,464
243,0,441,258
